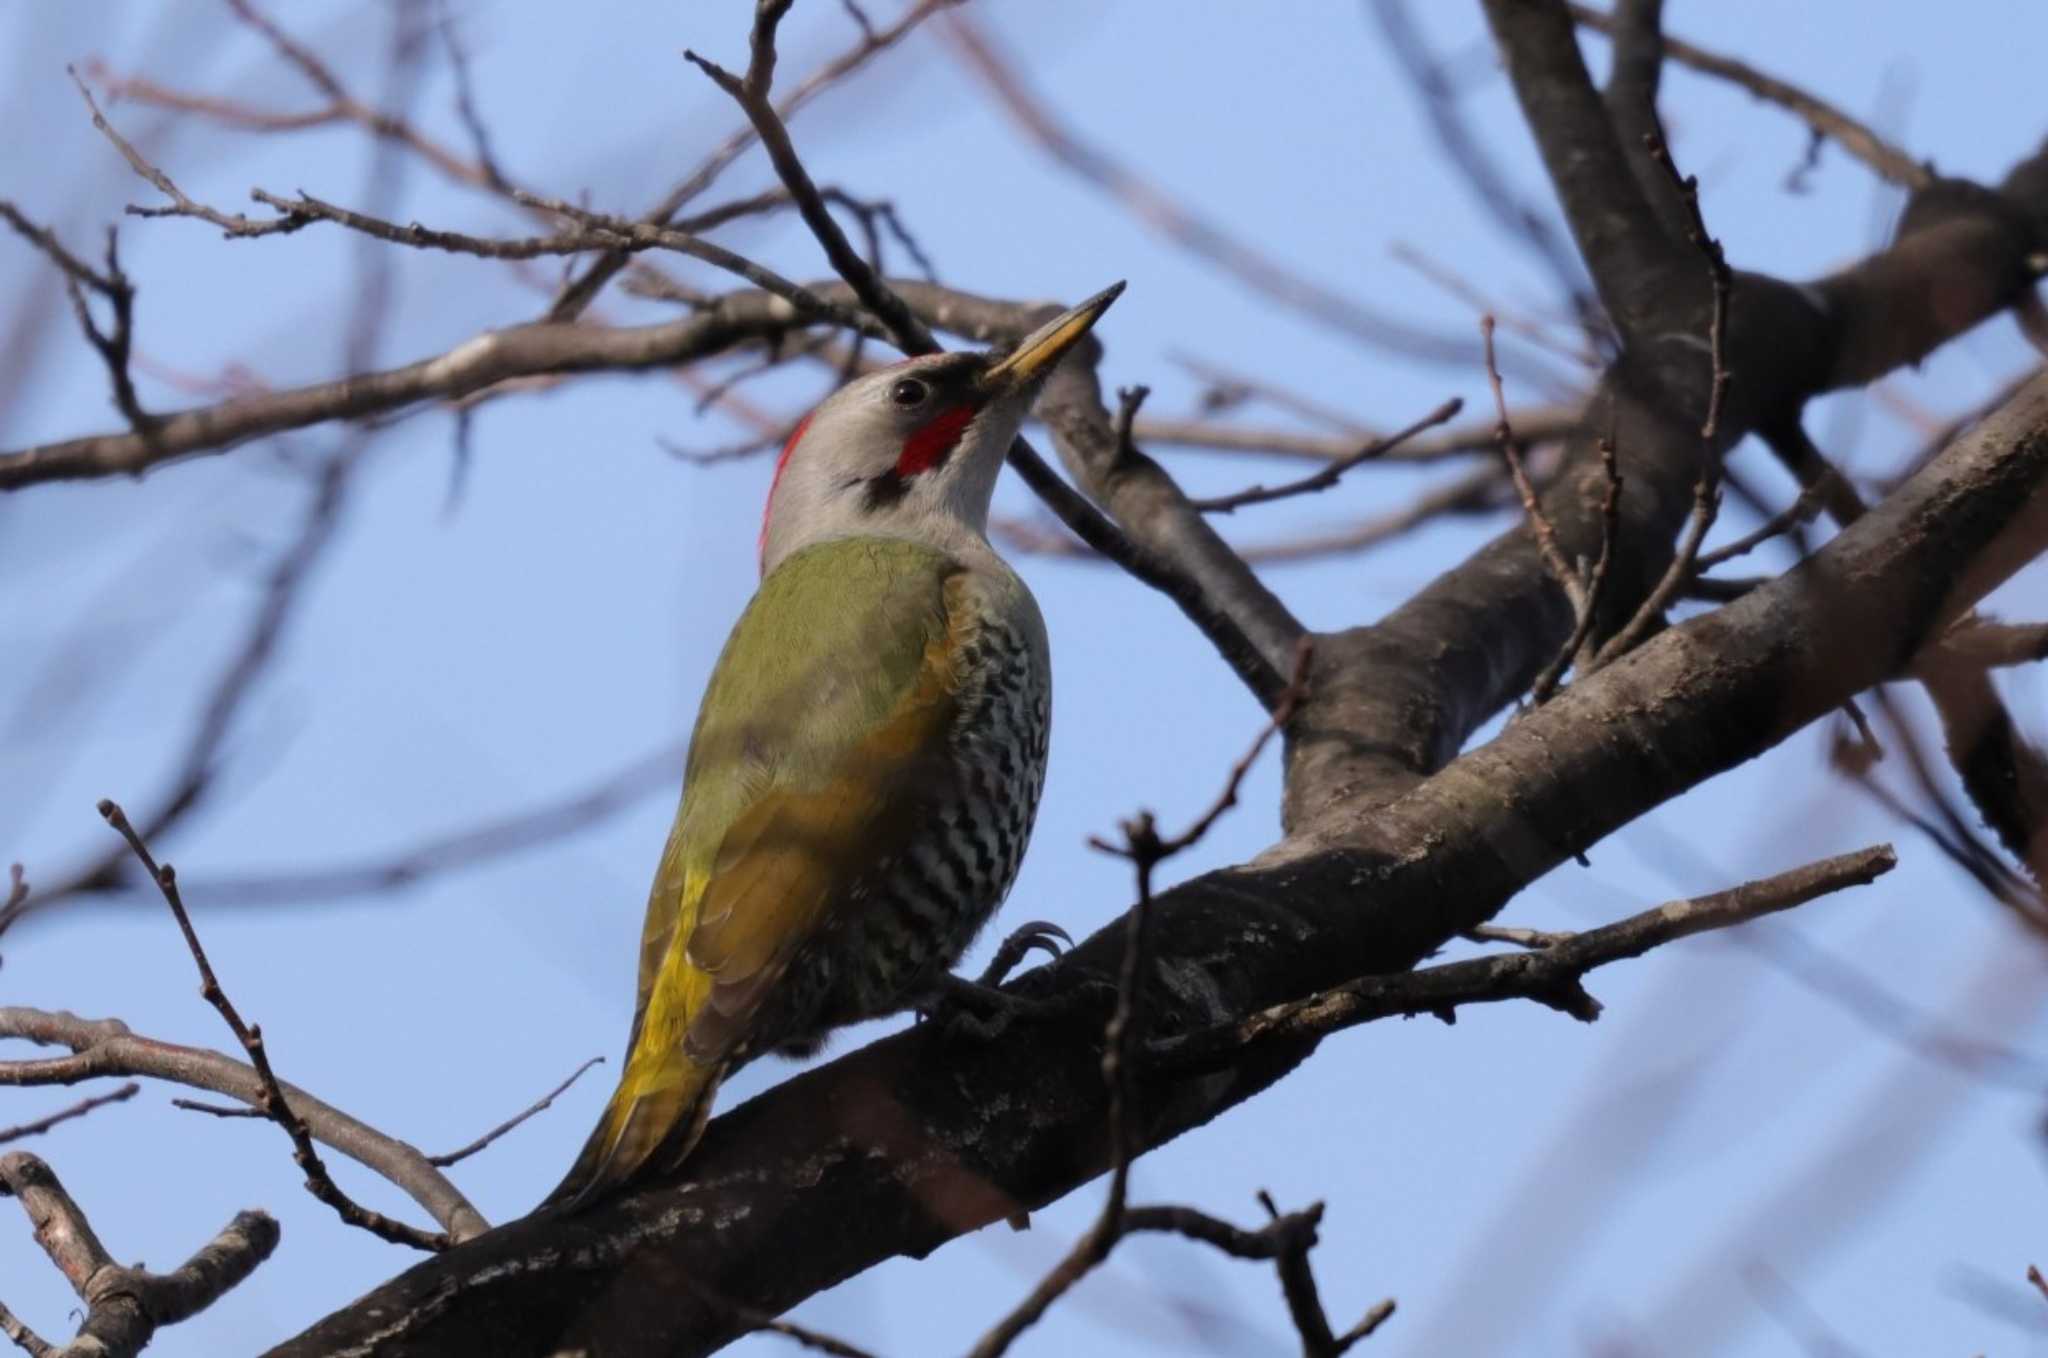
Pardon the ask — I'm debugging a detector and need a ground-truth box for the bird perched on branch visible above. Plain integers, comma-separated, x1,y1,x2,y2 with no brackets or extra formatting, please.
545,283,1124,1210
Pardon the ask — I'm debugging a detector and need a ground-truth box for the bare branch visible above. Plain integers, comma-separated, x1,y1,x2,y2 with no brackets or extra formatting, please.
1189,398,1465,514
0,204,156,441
0,289,846,488
684,5,935,356
1157,845,1897,1071
0,1085,138,1146
1693,483,1825,571
428,1057,604,1169
1529,427,1622,704
0,1007,486,1243
1569,3,1933,190
98,800,457,1252
6,451,361,931
1132,406,1575,465
943,10,1485,369
0,1151,278,1358
1369,0,1604,344
69,67,306,239
1169,351,1376,433
157,742,681,908
549,0,960,319
1484,316,1584,614
1479,0,1689,340
432,0,510,191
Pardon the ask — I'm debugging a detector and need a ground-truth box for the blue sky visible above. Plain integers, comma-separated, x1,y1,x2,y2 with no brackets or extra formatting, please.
3,3,2046,1355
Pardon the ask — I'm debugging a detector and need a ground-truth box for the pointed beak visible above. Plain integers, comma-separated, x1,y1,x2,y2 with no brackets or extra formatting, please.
981,281,1126,395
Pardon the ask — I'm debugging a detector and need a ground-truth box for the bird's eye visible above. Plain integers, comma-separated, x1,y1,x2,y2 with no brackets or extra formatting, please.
889,378,929,408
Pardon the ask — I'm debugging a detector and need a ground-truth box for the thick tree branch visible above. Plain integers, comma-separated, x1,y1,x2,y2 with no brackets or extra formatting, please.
0,287,862,488
1033,333,1304,705
0,1151,278,1358
1282,81,2048,828
1479,0,1688,339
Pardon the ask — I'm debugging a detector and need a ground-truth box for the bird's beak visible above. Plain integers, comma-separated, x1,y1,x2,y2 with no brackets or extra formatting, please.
981,281,1126,394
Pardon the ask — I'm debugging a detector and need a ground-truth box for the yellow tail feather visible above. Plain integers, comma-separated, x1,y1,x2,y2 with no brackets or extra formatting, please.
540,1057,723,1212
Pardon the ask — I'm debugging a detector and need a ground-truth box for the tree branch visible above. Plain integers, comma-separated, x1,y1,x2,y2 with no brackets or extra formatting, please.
1569,3,1933,190
1188,398,1463,513
97,801,455,1252
0,1006,486,1244
1156,845,1896,1070
0,1151,278,1358
0,1085,137,1147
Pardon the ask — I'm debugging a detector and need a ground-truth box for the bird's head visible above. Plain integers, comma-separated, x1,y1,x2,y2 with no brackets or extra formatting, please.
758,282,1124,575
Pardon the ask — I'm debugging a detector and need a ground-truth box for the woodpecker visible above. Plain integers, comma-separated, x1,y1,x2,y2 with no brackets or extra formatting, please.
545,284,1124,1210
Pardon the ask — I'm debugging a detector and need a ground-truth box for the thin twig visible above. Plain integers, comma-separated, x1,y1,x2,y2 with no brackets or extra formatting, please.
97,800,453,1251
1529,425,1622,703
70,68,308,239
1191,398,1465,513
157,742,681,908
1483,316,1584,612
0,204,156,441
1132,407,1576,465
432,0,509,191
1169,351,1377,434
1567,4,1932,189
1390,241,1599,368
171,1098,266,1119
684,4,935,356
1693,483,1825,570
943,10,1484,370
1095,640,1314,862
549,0,959,319
428,1057,604,1168
0,1085,138,1145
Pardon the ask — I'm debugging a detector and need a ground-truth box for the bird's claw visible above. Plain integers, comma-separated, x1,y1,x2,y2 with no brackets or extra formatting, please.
976,918,1073,987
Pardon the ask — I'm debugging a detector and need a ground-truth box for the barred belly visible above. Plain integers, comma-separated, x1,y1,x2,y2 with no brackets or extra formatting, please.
752,615,1049,1059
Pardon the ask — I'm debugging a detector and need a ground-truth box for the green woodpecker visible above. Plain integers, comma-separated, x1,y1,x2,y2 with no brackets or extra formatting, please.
545,284,1123,1210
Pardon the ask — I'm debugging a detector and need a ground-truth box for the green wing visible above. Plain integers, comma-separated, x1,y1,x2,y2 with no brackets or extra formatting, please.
548,537,967,1206
635,536,966,1041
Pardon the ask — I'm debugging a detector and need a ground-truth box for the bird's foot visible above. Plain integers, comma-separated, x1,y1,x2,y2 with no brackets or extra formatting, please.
915,921,1089,1041
914,975,1055,1042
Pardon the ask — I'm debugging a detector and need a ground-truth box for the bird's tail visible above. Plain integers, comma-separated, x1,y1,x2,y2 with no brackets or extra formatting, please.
540,1049,724,1213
